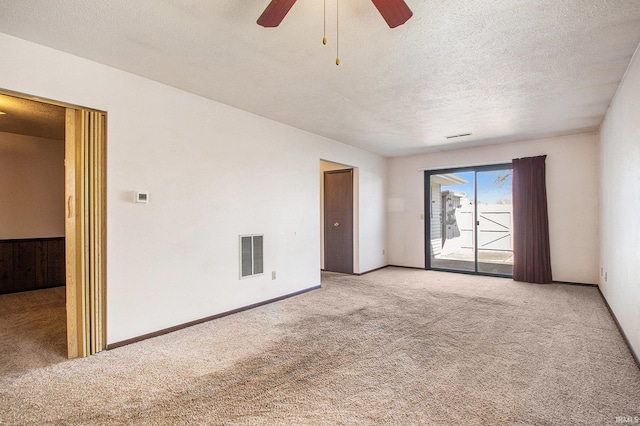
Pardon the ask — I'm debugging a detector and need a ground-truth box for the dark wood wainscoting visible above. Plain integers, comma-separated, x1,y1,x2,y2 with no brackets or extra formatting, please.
0,237,65,294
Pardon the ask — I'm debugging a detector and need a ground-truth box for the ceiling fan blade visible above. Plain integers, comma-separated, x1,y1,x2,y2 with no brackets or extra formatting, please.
370,0,413,28
257,0,298,27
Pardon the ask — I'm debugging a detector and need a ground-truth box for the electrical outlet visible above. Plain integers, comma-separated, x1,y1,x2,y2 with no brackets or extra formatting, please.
272,271,276,280
604,272,607,281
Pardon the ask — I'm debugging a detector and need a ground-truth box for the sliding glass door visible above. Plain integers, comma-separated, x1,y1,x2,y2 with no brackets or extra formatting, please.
428,171,476,272
426,164,513,277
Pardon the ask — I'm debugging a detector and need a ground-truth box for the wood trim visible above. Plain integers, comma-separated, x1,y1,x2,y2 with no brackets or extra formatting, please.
90,111,107,353
65,108,82,358
0,88,105,113
551,281,598,287
79,109,91,357
0,237,65,295
0,237,65,243
82,110,107,355
387,265,599,286
64,108,107,358
354,265,389,276
107,285,322,350
597,287,640,370
387,265,426,271
321,265,390,276
88,110,97,354
98,112,107,352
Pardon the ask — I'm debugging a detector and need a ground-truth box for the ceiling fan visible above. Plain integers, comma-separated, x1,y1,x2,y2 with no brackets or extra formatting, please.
257,0,413,29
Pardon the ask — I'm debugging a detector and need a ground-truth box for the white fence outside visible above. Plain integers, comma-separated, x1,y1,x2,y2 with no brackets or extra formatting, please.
440,195,512,256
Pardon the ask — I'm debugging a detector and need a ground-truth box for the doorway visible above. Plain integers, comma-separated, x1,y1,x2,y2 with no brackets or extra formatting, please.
0,90,107,358
324,169,354,274
425,164,513,276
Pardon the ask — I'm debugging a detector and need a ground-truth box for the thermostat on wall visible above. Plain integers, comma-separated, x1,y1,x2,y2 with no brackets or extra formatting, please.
135,191,149,204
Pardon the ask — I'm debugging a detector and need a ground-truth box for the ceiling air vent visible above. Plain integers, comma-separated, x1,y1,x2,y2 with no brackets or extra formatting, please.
445,133,472,140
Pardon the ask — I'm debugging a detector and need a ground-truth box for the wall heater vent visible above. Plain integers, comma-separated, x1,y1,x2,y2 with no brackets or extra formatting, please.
240,234,264,279
445,133,472,139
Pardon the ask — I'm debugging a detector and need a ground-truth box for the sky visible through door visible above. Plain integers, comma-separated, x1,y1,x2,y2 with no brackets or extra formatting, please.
441,170,512,205
429,167,513,276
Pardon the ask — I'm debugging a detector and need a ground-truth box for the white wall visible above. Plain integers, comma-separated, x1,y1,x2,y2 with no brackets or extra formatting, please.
388,133,600,284
318,160,387,274
0,132,64,239
599,45,640,357
0,33,387,344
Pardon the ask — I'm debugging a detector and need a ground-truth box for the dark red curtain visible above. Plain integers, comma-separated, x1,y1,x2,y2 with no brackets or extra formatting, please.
512,155,552,283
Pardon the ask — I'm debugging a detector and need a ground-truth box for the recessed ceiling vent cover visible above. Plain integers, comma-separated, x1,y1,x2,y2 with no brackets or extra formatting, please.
445,133,472,140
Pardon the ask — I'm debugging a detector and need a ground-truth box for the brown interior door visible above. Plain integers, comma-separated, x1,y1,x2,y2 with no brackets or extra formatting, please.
324,169,353,274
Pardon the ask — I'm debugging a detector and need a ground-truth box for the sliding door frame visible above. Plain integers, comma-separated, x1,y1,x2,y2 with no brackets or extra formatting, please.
424,163,513,277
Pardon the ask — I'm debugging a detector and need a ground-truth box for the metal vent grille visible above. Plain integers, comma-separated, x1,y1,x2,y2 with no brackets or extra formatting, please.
240,235,263,278
445,133,472,139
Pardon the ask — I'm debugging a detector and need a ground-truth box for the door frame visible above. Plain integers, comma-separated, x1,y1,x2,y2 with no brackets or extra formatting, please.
424,163,513,277
65,107,107,357
1,89,107,358
320,160,358,274
323,169,354,274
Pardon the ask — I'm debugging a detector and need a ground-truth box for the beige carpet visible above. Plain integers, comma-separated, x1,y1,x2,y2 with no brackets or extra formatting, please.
1,268,639,425
0,286,67,376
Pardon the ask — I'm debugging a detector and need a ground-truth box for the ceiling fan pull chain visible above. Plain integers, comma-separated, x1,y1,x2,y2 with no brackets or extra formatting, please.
336,0,340,65
323,0,327,45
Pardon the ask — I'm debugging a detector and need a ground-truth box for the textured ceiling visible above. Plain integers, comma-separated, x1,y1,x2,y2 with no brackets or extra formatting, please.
0,94,65,140
0,1,639,156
